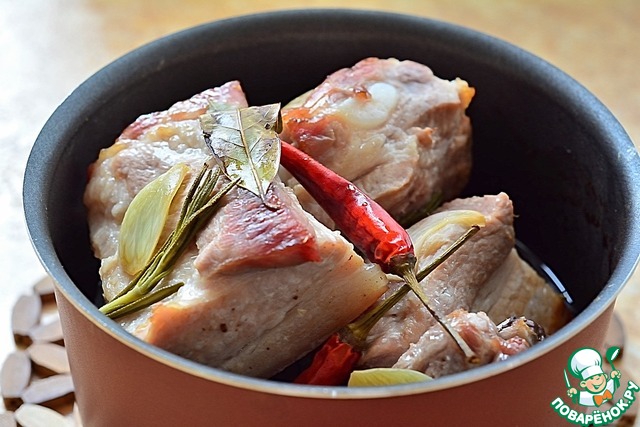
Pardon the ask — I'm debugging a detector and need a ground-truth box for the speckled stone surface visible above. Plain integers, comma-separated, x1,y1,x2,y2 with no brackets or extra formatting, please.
1,0,638,423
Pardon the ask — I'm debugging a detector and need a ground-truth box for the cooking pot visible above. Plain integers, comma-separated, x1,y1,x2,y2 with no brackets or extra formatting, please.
23,9,640,426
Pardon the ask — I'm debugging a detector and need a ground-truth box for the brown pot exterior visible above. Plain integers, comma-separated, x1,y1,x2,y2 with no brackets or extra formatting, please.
56,287,613,427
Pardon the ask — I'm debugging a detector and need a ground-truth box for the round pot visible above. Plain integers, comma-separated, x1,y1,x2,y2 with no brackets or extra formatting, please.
23,9,640,426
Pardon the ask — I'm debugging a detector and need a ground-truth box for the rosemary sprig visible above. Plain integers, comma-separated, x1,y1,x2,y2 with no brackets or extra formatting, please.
105,282,185,320
100,163,239,319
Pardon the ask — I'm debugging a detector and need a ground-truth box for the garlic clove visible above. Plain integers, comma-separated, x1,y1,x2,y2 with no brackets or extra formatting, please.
119,163,189,275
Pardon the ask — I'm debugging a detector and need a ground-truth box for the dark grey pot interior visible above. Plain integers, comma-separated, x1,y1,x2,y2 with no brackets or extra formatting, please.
24,9,640,382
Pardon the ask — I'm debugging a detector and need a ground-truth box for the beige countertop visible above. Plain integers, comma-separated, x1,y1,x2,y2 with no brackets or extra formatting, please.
1,0,638,423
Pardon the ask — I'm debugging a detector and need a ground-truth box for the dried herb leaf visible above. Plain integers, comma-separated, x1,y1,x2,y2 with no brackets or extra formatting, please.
200,103,281,204
119,163,189,275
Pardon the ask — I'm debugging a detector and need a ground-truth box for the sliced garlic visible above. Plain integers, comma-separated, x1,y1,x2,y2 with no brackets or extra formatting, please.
410,210,486,260
119,163,189,275
14,403,70,427
348,368,432,387
335,82,399,129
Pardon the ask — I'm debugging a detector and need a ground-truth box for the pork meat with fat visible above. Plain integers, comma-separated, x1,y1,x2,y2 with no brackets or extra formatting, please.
392,309,534,378
279,57,474,225
136,181,387,377
360,192,570,369
359,193,515,368
85,81,249,261
84,83,388,378
471,249,571,334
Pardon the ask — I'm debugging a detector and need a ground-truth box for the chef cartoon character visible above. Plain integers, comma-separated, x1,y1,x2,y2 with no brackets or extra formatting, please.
566,347,621,407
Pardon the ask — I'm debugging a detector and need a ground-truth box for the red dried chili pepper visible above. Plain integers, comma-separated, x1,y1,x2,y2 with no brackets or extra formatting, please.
294,273,411,386
292,223,482,385
280,140,478,365
294,333,361,385
280,140,414,274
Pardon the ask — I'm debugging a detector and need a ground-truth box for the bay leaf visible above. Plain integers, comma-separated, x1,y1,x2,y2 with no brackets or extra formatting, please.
201,103,281,204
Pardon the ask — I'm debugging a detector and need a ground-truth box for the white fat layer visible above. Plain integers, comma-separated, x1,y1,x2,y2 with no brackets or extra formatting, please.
336,82,399,129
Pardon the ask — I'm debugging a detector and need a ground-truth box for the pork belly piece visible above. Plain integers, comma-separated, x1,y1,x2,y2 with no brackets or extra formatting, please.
194,182,322,276
134,182,387,378
279,57,474,225
496,316,546,346
84,84,388,378
85,81,248,260
359,193,515,368
392,309,533,378
119,81,249,140
471,249,572,334
361,193,570,371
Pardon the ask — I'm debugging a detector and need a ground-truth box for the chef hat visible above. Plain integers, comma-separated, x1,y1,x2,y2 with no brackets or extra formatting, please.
569,348,604,381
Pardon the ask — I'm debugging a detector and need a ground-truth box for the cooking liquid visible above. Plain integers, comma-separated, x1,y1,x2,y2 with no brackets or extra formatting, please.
515,240,574,306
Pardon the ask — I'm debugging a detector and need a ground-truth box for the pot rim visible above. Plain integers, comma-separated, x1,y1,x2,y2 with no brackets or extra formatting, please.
23,8,640,400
